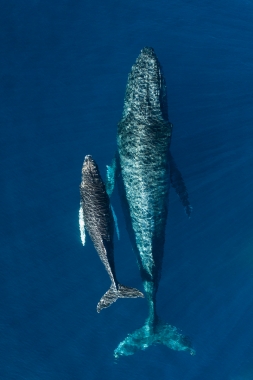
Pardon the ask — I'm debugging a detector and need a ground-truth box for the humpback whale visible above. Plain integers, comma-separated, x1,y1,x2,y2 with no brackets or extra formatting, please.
106,47,195,356
79,155,144,313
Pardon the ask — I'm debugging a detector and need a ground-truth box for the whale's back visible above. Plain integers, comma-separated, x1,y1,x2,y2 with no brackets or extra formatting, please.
80,159,114,255
117,116,172,276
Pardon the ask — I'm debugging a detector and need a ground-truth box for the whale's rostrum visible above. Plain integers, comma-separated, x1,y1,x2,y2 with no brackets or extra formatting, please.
106,47,194,356
79,155,144,313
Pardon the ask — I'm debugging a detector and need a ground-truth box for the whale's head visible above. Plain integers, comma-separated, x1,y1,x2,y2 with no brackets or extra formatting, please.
81,155,99,182
122,47,168,121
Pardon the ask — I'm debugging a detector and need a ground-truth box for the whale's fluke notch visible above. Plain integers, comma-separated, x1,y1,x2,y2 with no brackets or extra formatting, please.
169,152,192,217
114,319,195,358
97,283,144,313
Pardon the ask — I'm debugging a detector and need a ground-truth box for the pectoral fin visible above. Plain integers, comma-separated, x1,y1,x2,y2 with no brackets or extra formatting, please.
110,205,120,240
79,203,86,246
169,152,192,217
106,154,120,197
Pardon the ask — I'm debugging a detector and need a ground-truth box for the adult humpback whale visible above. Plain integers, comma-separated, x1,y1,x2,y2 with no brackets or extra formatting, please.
106,47,195,356
79,155,144,313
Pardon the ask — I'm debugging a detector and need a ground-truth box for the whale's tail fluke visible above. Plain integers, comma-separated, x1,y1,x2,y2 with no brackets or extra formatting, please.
114,319,195,358
97,284,144,313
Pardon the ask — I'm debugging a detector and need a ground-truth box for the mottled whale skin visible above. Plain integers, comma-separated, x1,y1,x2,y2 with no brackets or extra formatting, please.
79,155,144,313
106,48,194,356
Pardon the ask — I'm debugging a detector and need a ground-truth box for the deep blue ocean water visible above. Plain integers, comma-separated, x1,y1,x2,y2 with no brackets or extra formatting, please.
1,1,253,379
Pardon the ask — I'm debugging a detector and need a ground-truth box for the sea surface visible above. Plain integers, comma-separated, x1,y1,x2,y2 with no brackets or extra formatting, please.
1,1,253,379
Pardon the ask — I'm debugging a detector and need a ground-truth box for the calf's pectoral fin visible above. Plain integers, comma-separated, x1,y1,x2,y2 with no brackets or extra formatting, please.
169,152,192,217
79,203,86,246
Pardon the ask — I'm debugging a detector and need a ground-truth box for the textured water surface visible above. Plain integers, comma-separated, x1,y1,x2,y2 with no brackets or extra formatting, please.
1,0,253,379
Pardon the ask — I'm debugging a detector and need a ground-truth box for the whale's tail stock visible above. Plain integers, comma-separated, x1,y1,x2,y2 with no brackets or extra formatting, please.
114,319,195,358
97,284,144,313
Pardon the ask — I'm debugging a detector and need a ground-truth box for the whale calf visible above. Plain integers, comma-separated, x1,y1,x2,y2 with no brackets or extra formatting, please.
106,47,195,356
79,155,144,313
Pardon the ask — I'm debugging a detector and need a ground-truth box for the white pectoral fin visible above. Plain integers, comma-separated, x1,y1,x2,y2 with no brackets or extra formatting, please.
79,203,86,246
110,205,120,240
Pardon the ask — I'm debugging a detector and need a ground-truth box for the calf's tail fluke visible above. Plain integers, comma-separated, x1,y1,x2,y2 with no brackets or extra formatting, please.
114,319,195,358
97,284,144,313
